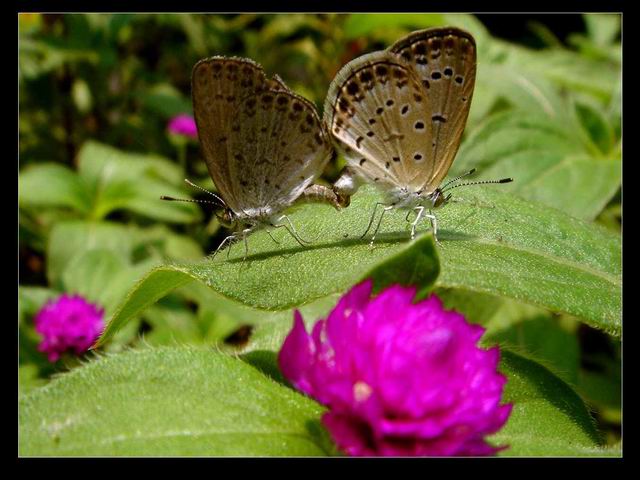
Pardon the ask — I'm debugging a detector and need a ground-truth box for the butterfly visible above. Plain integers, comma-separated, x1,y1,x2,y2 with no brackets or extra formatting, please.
323,27,511,244
164,56,342,259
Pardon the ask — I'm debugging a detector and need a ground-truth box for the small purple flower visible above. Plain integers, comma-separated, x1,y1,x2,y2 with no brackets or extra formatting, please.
167,114,198,139
34,294,104,362
278,280,512,456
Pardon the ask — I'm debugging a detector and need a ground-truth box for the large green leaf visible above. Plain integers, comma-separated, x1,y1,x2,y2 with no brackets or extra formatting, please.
19,344,610,456
494,350,608,456
487,316,581,385
502,45,619,103
19,347,333,456
47,221,135,287
434,187,620,334
61,249,128,304
455,111,621,221
95,201,440,346
96,185,620,346
76,141,200,223
19,163,92,214
60,247,160,318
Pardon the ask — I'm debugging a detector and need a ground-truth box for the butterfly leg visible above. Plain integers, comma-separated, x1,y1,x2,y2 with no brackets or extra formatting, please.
241,228,252,262
425,210,440,244
360,202,387,239
210,234,237,261
405,209,417,223
409,206,425,240
273,215,312,248
369,205,395,248
266,228,281,245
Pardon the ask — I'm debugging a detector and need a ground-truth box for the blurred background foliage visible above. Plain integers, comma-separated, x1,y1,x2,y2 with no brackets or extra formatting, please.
18,14,621,445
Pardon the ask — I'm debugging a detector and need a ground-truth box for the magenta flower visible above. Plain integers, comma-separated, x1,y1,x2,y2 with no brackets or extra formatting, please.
34,294,104,362
167,114,198,139
278,280,512,456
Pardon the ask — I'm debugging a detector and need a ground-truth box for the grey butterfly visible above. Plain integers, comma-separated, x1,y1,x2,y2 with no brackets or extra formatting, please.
323,27,511,244
165,56,341,259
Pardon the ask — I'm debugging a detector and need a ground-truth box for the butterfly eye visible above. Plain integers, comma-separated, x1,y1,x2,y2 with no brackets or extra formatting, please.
432,190,446,208
216,209,236,229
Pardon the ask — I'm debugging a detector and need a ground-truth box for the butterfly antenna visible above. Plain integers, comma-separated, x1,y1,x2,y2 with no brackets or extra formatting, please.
160,196,222,207
443,177,513,192
441,168,477,190
183,179,227,207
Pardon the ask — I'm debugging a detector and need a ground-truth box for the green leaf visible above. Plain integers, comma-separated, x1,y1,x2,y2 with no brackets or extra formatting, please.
18,36,99,80
19,364,48,396
47,221,134,287
584,14,620,47
95,200,440,345
19,163,92,214
97,185,619,346
435,287,545,334
131,225,204,261
58,247,159,320
435,187,620,335
487,316,580,385
19,347,333,456
239,294,341,354
95,268,195,346
608,73,621,140
456,111,621,220
578,368,621,413
99,258,161,318
495,350,602,456
343,13,446,40
574,99,616,155
19,286,58,325
139,83,193,118
479,64,567,119
140,304,203,345
502,46,619,103
61,249,128,305
76,141,200,223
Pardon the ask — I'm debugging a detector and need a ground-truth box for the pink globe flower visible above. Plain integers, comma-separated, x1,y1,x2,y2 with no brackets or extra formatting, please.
34,294,104,362
167,114,198,139
278,280,512,456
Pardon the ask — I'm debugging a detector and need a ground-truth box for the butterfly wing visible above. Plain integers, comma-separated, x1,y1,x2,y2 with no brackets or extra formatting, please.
323,51,435,193
191,56,289,213
388,27,477,192
226,89,334,214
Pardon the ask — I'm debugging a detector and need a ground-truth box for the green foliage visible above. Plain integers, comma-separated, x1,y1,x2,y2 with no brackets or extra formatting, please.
96,185,620,347
19,13,621,456
19,346,611,456
20,141,200,223
19,347,334,456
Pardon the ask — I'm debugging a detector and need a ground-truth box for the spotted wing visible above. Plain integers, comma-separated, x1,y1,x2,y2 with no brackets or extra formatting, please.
191,56,289,212
388,27,477,192
324,51,437,193
226,89,334,214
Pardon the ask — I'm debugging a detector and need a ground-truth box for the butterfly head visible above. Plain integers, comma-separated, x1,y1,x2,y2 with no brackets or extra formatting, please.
216,208,237,230
428,188,452,209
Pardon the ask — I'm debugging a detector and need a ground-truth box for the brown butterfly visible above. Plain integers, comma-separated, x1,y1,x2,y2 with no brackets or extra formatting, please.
164,57,341,258
324,27,511,244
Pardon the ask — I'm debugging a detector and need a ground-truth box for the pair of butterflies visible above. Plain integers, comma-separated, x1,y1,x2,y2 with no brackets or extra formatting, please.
166,27,511,257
